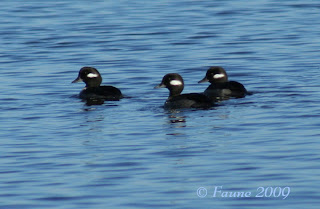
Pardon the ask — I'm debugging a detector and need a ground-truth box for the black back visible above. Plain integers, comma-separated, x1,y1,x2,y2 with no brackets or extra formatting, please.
166,93,212,109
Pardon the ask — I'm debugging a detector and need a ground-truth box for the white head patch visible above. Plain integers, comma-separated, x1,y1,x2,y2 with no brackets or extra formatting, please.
213,73,225,79
170,80,183,86
87,73,99,78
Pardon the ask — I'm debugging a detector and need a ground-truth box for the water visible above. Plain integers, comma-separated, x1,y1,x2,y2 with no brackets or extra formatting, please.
0,1,319,208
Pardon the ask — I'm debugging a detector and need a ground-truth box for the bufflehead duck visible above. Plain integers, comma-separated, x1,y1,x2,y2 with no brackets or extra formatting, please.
155,73,213,109
72,67,123,102
198,66,247,101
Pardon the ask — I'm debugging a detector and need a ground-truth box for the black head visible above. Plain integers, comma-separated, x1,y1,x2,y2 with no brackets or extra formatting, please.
72,67,102,87
154,73,184,97
198,66,228,84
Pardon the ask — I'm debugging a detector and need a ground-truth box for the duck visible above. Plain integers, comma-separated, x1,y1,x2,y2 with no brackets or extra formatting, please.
155,73,213,109
198,66,247,101
72,67,123,103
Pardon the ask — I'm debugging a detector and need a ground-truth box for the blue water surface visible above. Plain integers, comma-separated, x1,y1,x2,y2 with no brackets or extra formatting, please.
0,1,320,208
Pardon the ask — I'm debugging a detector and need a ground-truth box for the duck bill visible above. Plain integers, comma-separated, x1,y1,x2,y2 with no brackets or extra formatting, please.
198,76,209,83
154,83,166,89
72,77,82,83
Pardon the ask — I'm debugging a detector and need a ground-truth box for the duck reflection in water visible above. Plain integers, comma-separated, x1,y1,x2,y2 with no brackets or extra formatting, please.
168,110,187,124
164,110,187,136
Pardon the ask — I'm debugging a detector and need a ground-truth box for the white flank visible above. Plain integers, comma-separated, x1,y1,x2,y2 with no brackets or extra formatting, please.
87,73,99,78
213,73,225,79
170,80,183,86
